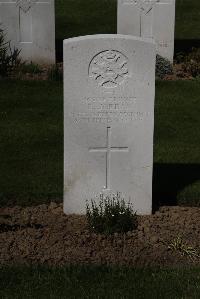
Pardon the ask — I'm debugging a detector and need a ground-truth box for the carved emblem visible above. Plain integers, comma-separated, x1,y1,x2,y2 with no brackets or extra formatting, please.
89,50,129,88
16,0,38,13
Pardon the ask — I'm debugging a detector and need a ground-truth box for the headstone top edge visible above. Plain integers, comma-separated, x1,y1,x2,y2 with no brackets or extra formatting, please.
63,34,156,45
118,0,175,3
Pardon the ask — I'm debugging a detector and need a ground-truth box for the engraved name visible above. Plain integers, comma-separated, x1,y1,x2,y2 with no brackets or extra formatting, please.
85,96,137,111
72,111,152,123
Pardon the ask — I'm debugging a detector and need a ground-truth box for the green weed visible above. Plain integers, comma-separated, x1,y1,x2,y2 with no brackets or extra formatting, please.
86,192,138,234
0,26,21,78
167,235,200,261
47,64,63,81
19,62,43,75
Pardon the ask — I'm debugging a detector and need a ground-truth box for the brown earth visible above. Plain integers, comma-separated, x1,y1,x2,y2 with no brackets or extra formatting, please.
9,62,193,81
0,203,200,267
10,63,63,81
162,63,194,80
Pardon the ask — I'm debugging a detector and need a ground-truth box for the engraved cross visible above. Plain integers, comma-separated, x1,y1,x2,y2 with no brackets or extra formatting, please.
16,0,38,13
0,0,50,43
89,127,129,190
138,0,160,38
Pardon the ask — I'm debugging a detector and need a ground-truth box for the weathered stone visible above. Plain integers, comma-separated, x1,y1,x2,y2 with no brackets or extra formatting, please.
118,0,176,62
64,34,155,215
0,0,55,63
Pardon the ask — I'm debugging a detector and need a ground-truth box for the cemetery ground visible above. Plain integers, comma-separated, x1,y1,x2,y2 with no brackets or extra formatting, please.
0,79,200,298
0,1,200,296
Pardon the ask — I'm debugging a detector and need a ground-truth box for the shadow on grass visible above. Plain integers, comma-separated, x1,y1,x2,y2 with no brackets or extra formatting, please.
153,163,200,211
0,163,200,209
174,39,200,55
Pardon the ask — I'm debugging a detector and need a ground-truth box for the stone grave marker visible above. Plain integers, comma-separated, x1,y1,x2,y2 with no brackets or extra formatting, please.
117,0,176,62
64,35,155,215
0,0,55,63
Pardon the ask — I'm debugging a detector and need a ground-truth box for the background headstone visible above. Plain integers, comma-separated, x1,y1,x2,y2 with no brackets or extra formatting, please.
64,35,155,215
0,0,55,64
117,0,176,62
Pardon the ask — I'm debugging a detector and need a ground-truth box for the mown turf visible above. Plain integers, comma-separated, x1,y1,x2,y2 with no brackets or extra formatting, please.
154,80,200,207
0,80,199,207
0,80,63,206
55,0,200,40
55,0,116,40
175,0,200,39
155,80,200,164
1,265,200,299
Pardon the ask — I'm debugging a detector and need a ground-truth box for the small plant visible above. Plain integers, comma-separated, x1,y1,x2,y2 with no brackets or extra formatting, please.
19,62,42,75
47,64,63,81
167,235,200,261
86,192,138,235
0,26,21,78
156,54,173,79
175,51,185,64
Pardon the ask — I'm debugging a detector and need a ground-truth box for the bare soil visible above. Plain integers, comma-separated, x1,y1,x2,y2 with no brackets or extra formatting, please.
162,63,194,80
9,62,193,81
10,63,63,81
1,203,200,267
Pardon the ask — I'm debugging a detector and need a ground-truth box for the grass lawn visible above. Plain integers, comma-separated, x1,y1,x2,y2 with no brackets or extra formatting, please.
154,80,200,207
0,80,63,206
0,79,199,207
1,265,200,298
175,0,200,40
55,0,200,41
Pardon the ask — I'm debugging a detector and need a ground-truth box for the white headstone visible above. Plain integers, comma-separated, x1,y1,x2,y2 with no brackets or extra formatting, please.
117,0,176,62
0,0,55,64
64,35,155,215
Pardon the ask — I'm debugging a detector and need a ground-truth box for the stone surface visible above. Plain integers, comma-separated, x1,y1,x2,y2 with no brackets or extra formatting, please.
117,0,176,62
64,35,155,215
0,0,55,64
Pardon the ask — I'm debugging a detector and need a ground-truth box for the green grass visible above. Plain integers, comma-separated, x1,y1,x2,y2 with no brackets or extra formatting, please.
55,0,116,40
0,80,199,207
0,80,63,206
1,265,200,298
154,80,200,207
155,80,200,164
176,0,200,39
55,0,200,40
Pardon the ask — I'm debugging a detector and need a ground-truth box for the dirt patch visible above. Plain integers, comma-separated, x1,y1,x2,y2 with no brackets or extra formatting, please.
162,63,194,80
1,203,200,267
7,62,194,81
9,63,63,81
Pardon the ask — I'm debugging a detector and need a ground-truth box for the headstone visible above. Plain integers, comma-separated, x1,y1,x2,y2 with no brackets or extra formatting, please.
0,0,55,64
117,0,176,62
64,35,155,215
